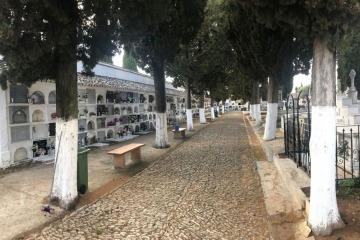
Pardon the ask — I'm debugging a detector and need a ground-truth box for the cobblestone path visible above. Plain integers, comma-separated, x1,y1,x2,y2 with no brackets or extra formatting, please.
33,113,271,240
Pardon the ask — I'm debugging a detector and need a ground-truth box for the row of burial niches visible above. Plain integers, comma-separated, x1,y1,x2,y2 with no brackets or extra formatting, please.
9,84,56,104
77,89,156,105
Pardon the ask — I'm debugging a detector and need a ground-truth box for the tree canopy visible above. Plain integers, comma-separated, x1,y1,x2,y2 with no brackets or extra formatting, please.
0,0,119,89
116,0,206,147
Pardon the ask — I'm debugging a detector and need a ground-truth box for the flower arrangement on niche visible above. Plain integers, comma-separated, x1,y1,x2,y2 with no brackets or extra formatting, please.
107,120,115,126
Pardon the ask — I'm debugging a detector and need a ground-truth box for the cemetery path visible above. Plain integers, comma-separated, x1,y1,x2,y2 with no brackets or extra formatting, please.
29,113,273,239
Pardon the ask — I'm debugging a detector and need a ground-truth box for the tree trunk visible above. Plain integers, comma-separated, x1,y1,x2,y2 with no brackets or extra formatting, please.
199,93,206,124
308,34,344,236
185,78,193,130
153,55,169,148
263,76,279,140
51,2,78,210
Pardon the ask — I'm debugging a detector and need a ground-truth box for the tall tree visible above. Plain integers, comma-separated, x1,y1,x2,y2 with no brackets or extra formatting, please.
242,0,360,235
123,51,138,72
225,1,312,138
118,0,206,148
0,0,118,209
168,0,234,128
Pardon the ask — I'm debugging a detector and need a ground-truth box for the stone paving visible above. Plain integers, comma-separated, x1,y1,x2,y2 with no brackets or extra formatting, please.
31,113,271,240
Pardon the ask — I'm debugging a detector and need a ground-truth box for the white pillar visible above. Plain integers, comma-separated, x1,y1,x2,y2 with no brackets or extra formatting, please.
0,87,10,168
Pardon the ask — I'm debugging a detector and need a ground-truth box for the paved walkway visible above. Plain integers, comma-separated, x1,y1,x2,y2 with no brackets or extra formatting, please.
30,113,271,239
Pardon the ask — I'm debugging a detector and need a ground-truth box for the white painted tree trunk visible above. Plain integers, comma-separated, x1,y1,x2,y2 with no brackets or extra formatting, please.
308,35,344,236
199,108,206,124
263,103,278,140
51,119,78,209
254,104,261,126
0,88,10,168
216,106,220,115
186,109,193,131
308,107,343,235
250,104,254,119
222,105,225,114
155,112,169,148
210,107,215,119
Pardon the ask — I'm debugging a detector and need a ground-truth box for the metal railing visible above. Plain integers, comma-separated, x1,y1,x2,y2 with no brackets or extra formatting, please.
284,92,311,175
336,126,360,187
284,92,360,187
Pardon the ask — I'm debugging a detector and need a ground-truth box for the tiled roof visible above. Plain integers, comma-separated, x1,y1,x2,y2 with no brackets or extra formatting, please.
0,60,185,96
78,74,185,96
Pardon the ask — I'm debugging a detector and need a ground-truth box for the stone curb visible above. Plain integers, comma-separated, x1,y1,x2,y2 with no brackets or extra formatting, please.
251,123,311,217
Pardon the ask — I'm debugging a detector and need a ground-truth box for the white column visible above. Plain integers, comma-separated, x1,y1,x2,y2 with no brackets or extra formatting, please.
0,87,10,168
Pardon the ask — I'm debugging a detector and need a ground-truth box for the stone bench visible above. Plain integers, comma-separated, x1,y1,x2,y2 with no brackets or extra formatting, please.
172,127,186,139
107,143,145,168
206,117,212,122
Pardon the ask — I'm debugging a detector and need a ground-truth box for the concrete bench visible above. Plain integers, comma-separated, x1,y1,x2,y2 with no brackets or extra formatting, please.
107,143,145,168
206,117,212,122
172,127,186,139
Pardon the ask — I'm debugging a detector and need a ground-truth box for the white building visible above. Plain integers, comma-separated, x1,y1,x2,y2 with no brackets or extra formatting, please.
0,62,185,168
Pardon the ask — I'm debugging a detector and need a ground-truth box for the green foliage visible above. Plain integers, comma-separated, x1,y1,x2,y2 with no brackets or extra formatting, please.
100,55,114,65
225,1,313,100
338,31,360,92
119,0,207,73
296,84,311,99
338,178,360,196
118,0,206,113
122,51,138,72
243,1,360,46
167,0,236,102
0,0,119,88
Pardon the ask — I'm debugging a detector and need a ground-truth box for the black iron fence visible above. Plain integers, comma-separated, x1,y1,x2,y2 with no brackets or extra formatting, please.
284,93,360,187
336,126,360,187
284,93,311,176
